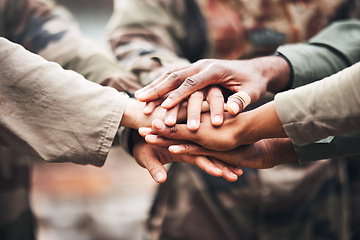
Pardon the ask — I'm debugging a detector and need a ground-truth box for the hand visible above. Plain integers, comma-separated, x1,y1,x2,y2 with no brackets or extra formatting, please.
135,56,291,121
120,98,188,129
164,86,224,131
167,138,298,169
132,137,243,183
139,101,288,151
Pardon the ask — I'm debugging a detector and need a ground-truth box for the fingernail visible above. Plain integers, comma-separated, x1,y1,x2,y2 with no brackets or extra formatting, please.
139,127,152,135
229,102,240,114
146,135,158,141
229,172,238,179
161,98,172,108
213,115,222,125
153,120,165,130
188,119,198,130
165,115,175,125
136,92,145,100
154,172,165,182
143,105,152,114
169,145,185,153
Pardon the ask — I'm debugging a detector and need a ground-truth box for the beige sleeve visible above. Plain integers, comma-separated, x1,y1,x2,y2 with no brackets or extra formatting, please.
274,61,360,146
0,37,129,166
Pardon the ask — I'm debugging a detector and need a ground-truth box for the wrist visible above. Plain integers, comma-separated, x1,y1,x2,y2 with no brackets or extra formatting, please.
120,98,144,129
255,56,291,93
238,101,287,144
262,138,298,167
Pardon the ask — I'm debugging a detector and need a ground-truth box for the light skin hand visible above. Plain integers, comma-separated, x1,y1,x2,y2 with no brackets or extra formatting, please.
132,136,243,183
139,101,288,151
120,98,190,129
135,56,291,123
168,138,298,169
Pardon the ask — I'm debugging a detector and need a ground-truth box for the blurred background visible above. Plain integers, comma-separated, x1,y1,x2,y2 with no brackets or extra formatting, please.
30,1,158,239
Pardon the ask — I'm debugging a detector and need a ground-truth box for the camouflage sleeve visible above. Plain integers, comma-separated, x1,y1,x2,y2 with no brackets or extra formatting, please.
277,20,360,88
1,0,140,92
106,0,192,86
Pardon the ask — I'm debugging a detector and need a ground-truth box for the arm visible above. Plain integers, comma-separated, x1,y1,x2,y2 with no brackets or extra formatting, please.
278,20,360,88
106,0,193,86
0,37,127,166
140,62,360,150
3,0,140,92
275,61,360,146
0,38,241,182
139,101,286,151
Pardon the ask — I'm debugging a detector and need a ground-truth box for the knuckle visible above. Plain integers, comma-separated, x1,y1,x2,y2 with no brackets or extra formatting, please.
168,125,177,135
184,77,197,87
191,91,203,99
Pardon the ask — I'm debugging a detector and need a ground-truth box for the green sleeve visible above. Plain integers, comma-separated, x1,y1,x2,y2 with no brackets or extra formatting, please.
277,20,360,88
295,133,360,164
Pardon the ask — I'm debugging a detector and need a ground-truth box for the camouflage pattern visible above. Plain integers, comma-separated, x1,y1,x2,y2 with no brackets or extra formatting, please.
106,1,358,240
0,0,140,93
147,160,349,240
0,0,139,239
107,0,354,85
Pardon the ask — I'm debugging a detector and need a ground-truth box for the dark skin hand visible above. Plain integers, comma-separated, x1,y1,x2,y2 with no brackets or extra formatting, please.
139,101,288,151
120,100,243,183
135,56,291,130
167,138,298,169
132,136,243,183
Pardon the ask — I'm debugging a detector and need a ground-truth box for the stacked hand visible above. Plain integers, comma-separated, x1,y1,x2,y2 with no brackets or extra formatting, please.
121,98,244,183
130,57,298,180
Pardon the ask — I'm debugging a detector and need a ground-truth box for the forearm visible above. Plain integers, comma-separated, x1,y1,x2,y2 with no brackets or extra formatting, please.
238,101,287,145
277,20,360,88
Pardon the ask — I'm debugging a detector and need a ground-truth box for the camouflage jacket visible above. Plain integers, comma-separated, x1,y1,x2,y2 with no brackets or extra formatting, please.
106,1,359,240
106,0,357,85
0,0,140,93
0,1,138,239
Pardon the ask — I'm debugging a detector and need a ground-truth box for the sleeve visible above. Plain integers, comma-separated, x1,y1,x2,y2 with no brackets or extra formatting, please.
3,0,140,93
274,61,360,146
277,20,360,88
0,37,129,166
106,0,192,86
294,132,360,164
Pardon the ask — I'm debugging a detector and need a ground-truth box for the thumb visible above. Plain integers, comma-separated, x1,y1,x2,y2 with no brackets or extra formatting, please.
226,91,252,115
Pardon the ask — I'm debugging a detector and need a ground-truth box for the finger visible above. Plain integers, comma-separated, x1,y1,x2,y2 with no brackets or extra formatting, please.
164,104,180,126
138,127,157,137
133,144,168,183
193,156,223,177
151,119,198,142
209,159,238,182
226,91,251,115
227,165,244,176
187,91,204,131
143,100,160,115
143,156,168,183
210,158,243,176
135,66,194,102
145,134,186,146
169,143,240,166
161,68,219,109
206,86,224,126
